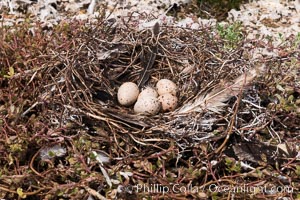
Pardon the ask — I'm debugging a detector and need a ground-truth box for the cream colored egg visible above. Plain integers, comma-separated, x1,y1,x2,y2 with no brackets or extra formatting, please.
134,96,161,115
158,93,178,112
156,79,177,96
138,87,158,99
117,82,139,106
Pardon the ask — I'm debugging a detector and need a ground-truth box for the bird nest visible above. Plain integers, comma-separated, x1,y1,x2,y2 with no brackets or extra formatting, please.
40,19,256,146
1,13,299,199
44,21,252,130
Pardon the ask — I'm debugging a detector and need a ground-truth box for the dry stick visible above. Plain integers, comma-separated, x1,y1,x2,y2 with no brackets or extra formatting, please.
0,184,48,196
129,133,168,151
214,75,245,155
84,186,107,200
64,105,107,121
30,149,43,177
10,65,46,79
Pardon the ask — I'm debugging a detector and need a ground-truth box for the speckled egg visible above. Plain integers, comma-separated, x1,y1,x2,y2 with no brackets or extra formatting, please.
117,82,139,106
134,96,161,115
156,79,177,96
158,93,178,112
138,87,158,99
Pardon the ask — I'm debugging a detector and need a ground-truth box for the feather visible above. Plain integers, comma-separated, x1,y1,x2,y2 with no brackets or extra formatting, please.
137,45,157,88
152,22,160,36
137,23,159,88
178,66,264,114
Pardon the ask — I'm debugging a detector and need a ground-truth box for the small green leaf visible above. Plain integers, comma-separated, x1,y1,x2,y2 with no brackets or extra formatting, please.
276,84,285,92
287,95,294,102
9,66,14,76
17,188,27,199
4,67,15,78
295,165,300,176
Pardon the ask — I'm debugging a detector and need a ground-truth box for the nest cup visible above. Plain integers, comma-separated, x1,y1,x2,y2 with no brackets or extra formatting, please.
13,16,256,150
70,18,255,140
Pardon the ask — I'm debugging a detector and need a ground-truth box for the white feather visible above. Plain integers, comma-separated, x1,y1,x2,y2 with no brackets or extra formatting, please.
178,66,263,114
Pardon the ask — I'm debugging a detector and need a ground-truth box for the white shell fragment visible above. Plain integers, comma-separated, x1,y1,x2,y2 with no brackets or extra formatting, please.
117,82,139,106
156,79,177,96
158,93,178,112
138,87,158,99
134,96,161,115
40,145,67,161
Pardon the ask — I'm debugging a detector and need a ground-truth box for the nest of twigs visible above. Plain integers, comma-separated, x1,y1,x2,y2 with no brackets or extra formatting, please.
0,13,299,199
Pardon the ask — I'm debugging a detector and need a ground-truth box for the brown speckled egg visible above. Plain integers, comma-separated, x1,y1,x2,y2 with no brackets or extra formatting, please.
117,82,139,106
134,96,161,115
158,93,178,112
156,79,177,96
139,87,158,99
